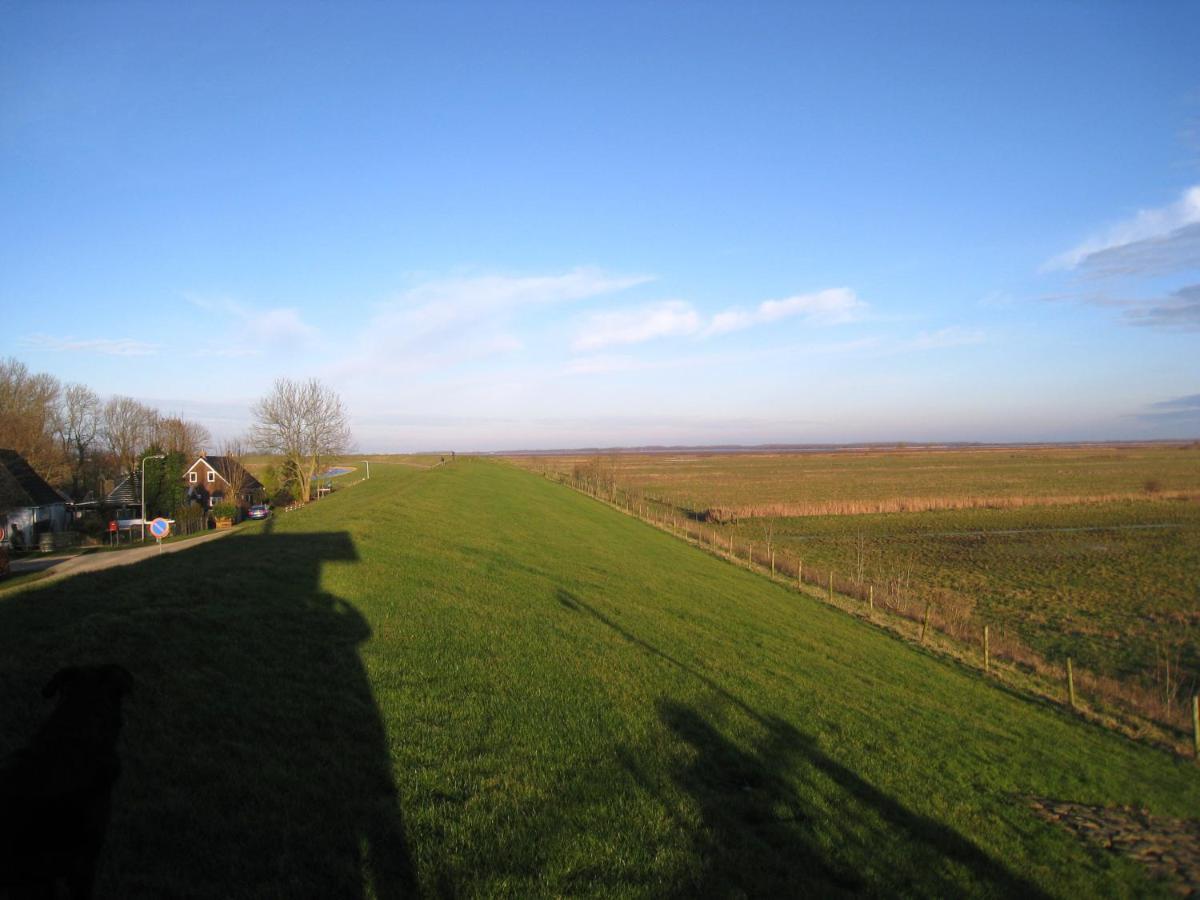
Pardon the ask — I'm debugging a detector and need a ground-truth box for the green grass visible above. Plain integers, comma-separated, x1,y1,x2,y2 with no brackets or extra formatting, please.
722,499,1200,684
1,460,1196,897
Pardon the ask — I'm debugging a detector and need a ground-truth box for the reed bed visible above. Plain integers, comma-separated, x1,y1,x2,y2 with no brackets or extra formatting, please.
700,489,1199,521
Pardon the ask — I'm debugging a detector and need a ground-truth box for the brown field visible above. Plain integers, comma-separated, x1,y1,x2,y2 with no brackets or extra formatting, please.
512,444,1200,519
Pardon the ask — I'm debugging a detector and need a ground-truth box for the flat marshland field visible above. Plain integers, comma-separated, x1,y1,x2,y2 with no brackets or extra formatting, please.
2,459,1198,896
520,445,1200,513
516,446,1200,692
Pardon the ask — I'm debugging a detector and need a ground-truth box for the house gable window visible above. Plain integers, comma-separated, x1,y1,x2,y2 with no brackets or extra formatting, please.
189,471,197,483
207,470,215,483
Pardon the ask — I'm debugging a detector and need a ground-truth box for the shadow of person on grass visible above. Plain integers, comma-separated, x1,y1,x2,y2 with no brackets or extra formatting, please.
557,588,1048,898
0,525,416,899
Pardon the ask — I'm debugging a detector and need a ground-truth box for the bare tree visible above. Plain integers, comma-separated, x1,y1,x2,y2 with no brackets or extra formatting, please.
219,435,251,507
103,396,158,478
251,378,351,503
53,383,102,499
156,415,211,457
0,357,63,480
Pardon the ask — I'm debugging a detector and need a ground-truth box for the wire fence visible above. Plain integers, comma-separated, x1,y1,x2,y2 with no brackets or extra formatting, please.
548,467,1200,760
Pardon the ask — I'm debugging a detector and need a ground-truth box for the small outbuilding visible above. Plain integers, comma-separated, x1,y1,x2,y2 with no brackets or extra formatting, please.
102,474,147,522
0,448,69,549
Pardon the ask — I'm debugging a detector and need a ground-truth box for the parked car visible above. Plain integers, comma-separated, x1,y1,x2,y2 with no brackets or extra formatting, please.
247,504,271,520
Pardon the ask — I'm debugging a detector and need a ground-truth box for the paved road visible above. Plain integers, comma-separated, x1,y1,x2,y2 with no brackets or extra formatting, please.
7,528,238,586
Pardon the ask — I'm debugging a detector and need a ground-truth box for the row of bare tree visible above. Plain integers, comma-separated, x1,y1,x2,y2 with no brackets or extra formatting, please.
1,357,353,508
0,357,212,501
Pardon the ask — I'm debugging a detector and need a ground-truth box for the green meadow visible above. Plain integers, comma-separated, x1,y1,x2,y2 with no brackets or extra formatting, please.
1,460,1196,897
722,499,1200,683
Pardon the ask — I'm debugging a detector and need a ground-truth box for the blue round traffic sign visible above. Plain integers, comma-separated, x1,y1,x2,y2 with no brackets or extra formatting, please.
149,517,170,539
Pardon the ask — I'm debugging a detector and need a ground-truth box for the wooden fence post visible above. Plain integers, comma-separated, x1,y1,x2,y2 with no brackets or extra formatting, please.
828,571,833,602
920,602,932,643
983,625,990,673
1067,658,1076,709
748,542,753,567
868,584,874,612
798,560,803,583
771,551,775,576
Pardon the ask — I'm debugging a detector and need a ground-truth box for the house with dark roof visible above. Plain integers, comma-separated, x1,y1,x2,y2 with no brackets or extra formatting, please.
101,473,150,521
0,448,69,549
184,455,265,511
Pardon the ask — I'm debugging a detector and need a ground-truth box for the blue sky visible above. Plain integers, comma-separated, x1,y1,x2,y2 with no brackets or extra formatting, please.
2,1,1198,450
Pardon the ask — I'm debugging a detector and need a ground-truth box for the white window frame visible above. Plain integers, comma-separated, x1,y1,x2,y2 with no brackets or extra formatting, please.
207,470,215,483
189,471,197,483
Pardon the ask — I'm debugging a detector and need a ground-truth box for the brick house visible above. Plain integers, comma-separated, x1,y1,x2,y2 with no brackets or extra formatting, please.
184,455,266,511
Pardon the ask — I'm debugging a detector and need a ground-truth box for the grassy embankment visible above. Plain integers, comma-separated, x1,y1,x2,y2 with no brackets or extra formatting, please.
1,459,1197,897
516,447,1200,719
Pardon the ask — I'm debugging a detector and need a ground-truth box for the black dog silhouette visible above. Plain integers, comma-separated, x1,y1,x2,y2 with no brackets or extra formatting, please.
0,664,133,899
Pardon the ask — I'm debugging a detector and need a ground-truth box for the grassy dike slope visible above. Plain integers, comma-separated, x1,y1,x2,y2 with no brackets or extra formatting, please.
1,459,1196,898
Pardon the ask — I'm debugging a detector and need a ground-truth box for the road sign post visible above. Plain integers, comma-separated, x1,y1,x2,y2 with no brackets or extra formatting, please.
149,517,170,553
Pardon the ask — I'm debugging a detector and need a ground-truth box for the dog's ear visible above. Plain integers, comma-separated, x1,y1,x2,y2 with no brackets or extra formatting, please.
43,666,82,698
103,664,134,696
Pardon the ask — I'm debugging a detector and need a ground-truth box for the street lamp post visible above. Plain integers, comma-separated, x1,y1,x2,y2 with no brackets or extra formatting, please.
141,453,166,542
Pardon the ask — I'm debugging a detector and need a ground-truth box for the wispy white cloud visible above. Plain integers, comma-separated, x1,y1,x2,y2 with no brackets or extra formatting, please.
572,287,867,350
186,295,319,353
376,268,652,341
572,300,700,350
241,306,319,347
561,351,727,376
19,334,161,356
331,268,650,378
1048,185,1200,274
707,288,866,336
563,327,979,377
396,268,653,321
1079,223,1200,278
1128,392,1200,427
1043,283,1200,331
1125,283,1200,331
